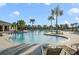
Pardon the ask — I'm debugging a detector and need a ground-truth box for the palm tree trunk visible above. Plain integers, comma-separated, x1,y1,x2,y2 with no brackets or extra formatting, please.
72,26,73,31
32,22,34,30
76,24,78,31
56,15,58,34
50,20,52,32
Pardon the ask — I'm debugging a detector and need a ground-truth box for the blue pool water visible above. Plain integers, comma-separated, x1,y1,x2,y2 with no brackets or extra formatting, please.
10,30,67,44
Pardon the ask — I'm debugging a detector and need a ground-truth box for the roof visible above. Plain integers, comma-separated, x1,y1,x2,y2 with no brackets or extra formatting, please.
0,20,11,25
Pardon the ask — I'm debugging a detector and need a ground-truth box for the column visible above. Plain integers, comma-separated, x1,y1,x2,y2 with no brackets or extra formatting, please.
9,25,11,31
2,25,5,32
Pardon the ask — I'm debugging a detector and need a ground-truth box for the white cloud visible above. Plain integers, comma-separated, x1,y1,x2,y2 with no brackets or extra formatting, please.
68,8,79,15
13,11,20,16
10,11,20,17
44,3,51,5
75,17,79,22
0,3,7,7
65,20,69,24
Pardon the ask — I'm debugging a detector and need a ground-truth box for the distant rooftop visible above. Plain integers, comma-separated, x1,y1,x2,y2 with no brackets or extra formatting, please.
0,20,11,25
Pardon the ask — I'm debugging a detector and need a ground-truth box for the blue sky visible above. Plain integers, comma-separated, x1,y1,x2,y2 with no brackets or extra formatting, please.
0,3,79,26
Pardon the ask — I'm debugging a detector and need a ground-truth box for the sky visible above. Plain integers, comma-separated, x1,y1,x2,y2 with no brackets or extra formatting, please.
0,3,79,26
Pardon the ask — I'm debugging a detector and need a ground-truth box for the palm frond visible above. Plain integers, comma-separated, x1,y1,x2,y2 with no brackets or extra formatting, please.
52,6,63,16
48,16,54,20
60,10,63,16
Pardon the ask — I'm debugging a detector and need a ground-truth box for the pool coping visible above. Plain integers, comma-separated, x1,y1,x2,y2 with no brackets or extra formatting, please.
44,33,69,39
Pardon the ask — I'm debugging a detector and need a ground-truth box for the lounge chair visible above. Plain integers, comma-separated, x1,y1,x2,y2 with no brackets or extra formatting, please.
71,43,79,51
71,43,79,55
46,48,62,55
44,45,79,55
58,45,76,55
42,44,62,55
43,44,79,55
74,50,79,55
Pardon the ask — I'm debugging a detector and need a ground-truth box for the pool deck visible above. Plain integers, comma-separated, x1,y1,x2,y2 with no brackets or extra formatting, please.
57,31,79,46
47,31,79,50
0,33,17,51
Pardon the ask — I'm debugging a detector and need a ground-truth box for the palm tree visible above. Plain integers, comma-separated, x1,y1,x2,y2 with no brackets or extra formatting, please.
38,25,42,30
60,24,64,30
71,23,74,31
30,19,35,30
43,25,48,29
17,19,26,31
64,24,69,30
74,23,78,31
48,16,54,32
51,6,63,34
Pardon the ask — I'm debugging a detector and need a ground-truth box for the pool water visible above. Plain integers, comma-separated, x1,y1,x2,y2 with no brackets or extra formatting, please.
10,30,67,44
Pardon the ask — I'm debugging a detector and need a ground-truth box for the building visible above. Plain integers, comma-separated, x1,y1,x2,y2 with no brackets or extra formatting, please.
0,20,11,32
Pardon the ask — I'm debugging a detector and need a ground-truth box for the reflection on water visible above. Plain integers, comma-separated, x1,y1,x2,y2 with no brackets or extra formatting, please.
10,30,67,44
12,32,25,43
28,31,35,44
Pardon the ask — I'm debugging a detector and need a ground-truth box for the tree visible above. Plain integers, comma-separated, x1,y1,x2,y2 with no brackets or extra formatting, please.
71,23,74,31
27,25,31,30
30,19,35,30
43,25,48,29
59,24,64,30
48,16,54,32
30,19,35,26
37,25,42,30
51,6,63,34
17,19,26,31
74,23,78,31
65,24,69,29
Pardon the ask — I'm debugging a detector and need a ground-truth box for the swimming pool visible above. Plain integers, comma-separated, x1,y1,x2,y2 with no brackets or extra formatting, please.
10,30,67,44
